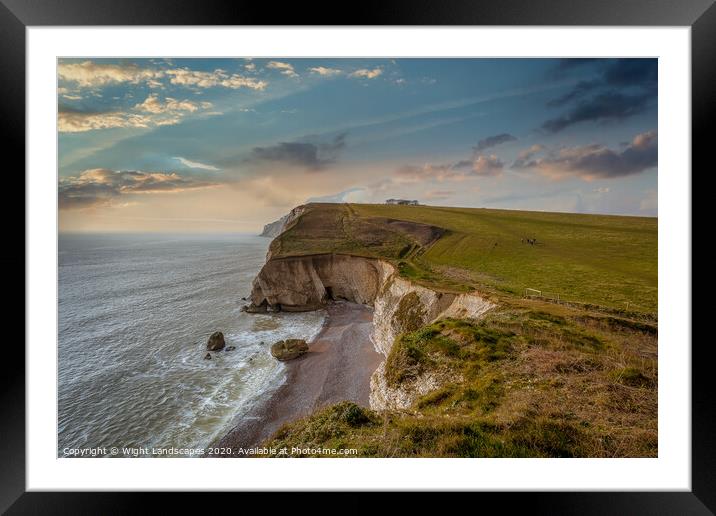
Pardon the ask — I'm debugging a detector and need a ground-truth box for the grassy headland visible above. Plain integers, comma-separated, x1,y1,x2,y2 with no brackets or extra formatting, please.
271,203,657,313
262,203,658,457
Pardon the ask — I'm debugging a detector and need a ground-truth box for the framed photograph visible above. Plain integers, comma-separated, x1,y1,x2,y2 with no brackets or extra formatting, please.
6,0,710,510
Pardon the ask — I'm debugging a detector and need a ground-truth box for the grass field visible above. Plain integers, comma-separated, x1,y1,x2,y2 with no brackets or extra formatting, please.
271,203,657,314
266,308,657,457
263,202,658,458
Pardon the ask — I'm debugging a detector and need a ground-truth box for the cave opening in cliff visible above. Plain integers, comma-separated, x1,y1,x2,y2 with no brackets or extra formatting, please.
324,286,334,301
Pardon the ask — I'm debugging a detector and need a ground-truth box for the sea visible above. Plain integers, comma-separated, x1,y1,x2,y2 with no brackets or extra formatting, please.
58,233,326,457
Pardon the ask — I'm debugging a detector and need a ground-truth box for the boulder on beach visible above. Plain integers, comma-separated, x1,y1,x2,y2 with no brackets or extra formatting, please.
270,339,309,361
206,331,225,351
204,353,212,360
225,346,236,351
242,304,267,314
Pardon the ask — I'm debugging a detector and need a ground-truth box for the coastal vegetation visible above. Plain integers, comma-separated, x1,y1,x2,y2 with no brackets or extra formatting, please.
261,203,658,457
270,203,657,313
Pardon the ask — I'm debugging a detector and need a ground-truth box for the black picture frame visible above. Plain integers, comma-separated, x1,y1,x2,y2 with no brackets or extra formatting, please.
3,0,710,511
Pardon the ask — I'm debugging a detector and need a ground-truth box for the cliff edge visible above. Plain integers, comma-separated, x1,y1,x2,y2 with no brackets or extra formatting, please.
251,203,658,458
246,249,494,410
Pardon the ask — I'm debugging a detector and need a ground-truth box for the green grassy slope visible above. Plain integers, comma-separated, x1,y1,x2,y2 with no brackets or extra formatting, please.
266,309,657,458
271,203,657,314
261,202,658,458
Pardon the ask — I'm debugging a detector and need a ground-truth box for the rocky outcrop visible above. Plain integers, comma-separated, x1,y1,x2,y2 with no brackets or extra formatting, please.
270,339,309,361
368,275,494,410
260,217,287,238
369,362,443,410
259,205,307,238
249,254,392,312
246,251,496,410
207,332,225,351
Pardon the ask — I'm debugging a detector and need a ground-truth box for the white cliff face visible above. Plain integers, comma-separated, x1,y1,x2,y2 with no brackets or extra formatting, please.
250,254,392,311
248,253,495,410
260,205,307,239
368,272,495,410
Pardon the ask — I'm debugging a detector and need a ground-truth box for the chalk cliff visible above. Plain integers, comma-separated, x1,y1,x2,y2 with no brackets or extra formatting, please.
247,249,495,410
259,205,307,239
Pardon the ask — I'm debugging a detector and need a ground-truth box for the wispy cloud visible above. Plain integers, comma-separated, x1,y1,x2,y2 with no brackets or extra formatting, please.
58,61,164,88
395,163,468,183
542,91,653,133
396,151,505,182
173,157,220,171
542,59,657,132
266,61,298,78
350,68,382,79
309,66,342,77
58,108,159,133
424,189,455,200
474,133,517,152
165,68,267,90
59,94,217,133
246,133,347,171
59,168,219,210
134,94,211,114
59,60,268,91
471,154,505,177
512,130,657,180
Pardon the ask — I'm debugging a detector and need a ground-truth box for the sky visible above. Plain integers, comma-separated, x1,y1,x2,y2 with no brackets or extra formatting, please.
58,58,658,233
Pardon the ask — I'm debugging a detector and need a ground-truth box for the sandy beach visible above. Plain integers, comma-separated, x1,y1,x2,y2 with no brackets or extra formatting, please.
215,301,381,454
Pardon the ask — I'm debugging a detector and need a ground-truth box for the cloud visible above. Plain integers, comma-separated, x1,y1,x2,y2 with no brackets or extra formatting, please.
546,79,600,107
512,130,657,180
474,133,517,152
173,157,220,171
58,61,269,92
603,59,658,88
451,160,474,169
58,61,164,88
511,144,545,169
266,61,298,78
543,59,657,132
395,163,466,183
239,176,304,208
58,109,158,133
165,68,267,90
396,152,505,182
246,133,347,171
350,68,382,79
245,63,256,72
472,154,504,177
58,87,84,100
134,94,210,114
307,187,367,203
424,189,455,200
554,58,601,72
309,66,342,77
59,95,217,133
542,91,653,133
59,168,219,210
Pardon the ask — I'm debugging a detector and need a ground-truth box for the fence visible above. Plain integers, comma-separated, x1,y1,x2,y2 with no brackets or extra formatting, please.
524,288,560,303
524,287,642,314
